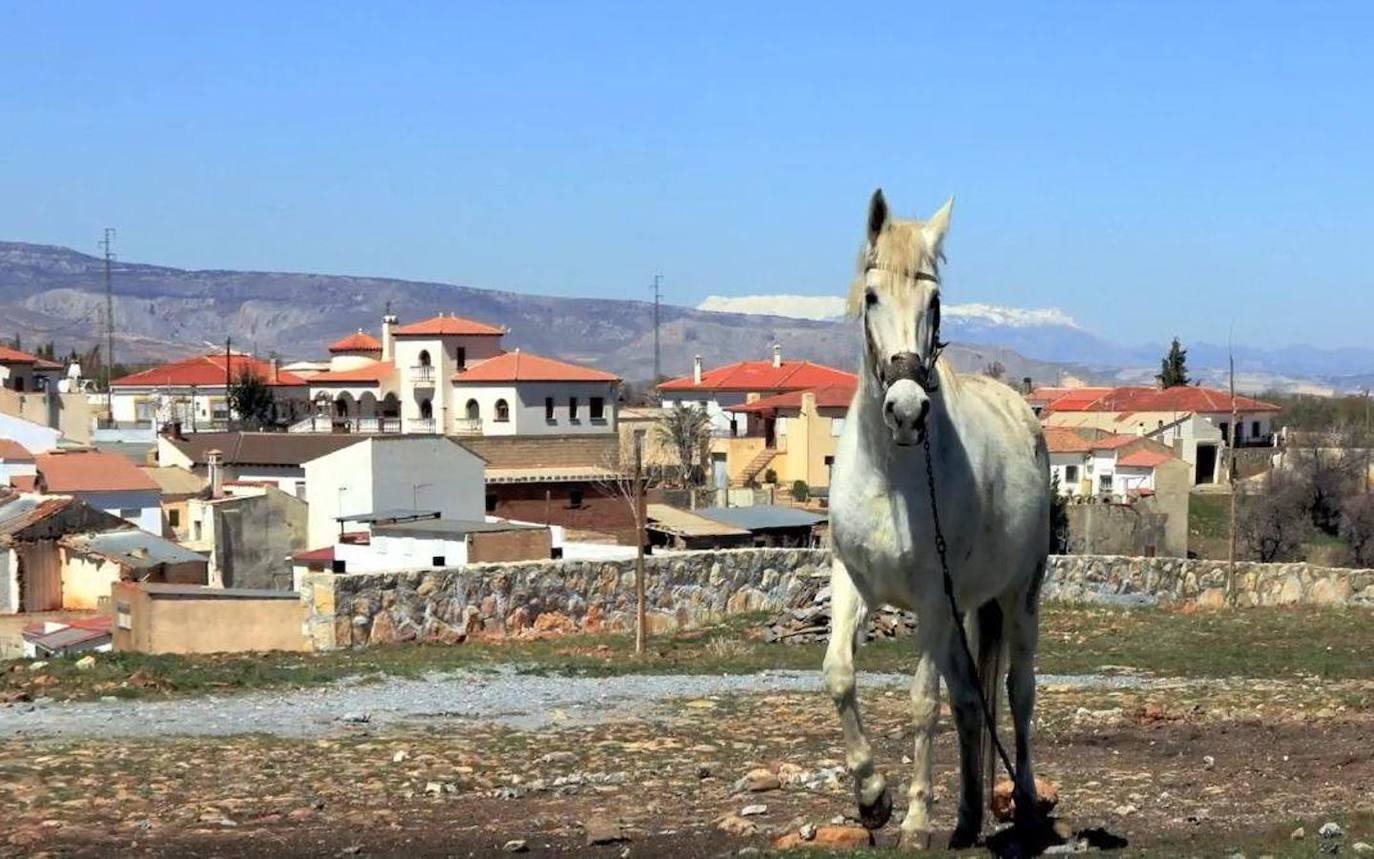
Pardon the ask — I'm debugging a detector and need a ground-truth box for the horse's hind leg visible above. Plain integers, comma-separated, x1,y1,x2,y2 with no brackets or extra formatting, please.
1006,581,1043,827
938,621,986,849
822,558,890,829
898,651,940,848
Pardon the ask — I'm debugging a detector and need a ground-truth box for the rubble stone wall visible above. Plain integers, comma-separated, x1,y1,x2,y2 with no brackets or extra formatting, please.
300,551,1374,651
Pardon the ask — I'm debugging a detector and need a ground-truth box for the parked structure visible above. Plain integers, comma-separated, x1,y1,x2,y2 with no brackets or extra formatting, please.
1036,384,1281,485
285,313,621,438
112,581,307,654
184,483,307,590
109,352,310,428
157,429,363,496
658,349,856,490
22,616,113,658
139,465,207,540
33,449,162,532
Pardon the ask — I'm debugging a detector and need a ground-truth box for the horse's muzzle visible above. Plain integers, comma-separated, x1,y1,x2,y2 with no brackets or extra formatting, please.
882,378,930,446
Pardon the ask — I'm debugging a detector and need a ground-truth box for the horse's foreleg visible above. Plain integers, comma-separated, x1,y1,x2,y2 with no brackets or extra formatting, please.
898,651,940,848
939,629,985,849
1006,589,1041,827
823,559,889,829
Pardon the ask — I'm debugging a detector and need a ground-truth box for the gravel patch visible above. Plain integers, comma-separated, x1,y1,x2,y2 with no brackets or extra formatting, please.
0,669,1152,739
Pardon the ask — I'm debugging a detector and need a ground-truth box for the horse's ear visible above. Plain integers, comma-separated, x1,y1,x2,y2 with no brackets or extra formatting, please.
923,196,954,258
866,188,888,244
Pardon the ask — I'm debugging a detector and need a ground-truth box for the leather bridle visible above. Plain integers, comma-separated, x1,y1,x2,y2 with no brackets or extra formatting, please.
862,266,947,393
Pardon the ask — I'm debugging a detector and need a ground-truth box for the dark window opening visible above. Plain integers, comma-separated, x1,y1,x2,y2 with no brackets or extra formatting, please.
485,493,497,513
495,399,510,422
590,397,605,420
331,559,347,573
431,556,446,567
569,489,584,508
168,509,180,528
1065,465,1079,483
545,397,556,422
1252,420,1261,437
569,397,579,421
456,346,466,369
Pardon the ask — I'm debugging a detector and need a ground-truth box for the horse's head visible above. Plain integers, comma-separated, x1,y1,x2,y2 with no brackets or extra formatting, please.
851,189,953,446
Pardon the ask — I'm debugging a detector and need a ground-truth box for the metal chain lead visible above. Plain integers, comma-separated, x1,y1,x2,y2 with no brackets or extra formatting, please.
922,433,1019,785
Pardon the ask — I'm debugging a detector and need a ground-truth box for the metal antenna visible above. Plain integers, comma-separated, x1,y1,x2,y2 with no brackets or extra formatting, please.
99,228,116,421
652,274,662,383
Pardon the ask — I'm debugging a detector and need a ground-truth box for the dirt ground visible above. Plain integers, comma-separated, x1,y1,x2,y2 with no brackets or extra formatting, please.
3,670,1372,858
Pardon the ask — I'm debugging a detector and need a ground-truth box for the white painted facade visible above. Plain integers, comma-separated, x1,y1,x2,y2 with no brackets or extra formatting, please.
452,380,618,437
0,413,61,453
110,384,310,427
72,489,162,534
301,436,486,548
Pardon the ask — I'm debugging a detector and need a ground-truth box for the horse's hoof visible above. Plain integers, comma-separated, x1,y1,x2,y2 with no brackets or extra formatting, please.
898,827,934,850
948,823,980,850
858,786,893,830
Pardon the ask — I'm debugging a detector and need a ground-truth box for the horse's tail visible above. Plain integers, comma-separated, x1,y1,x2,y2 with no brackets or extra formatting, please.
973,599,1006,810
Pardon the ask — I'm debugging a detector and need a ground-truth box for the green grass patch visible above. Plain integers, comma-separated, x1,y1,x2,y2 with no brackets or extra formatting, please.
6,604,1374,703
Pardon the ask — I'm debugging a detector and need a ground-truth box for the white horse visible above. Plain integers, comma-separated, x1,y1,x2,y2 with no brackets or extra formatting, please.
826,190,1051,849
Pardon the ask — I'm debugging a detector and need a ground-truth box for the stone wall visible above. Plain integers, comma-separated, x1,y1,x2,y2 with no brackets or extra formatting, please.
300,550,1374,651
1045,555,1374,608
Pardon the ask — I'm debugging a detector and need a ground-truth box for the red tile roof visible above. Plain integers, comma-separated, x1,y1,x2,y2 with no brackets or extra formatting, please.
0,439,34,462
1117,448,1176,468
732,381,858,413
659,360,857,393
35,450,160,493
292,545,336,563
0,345,61,369
1091,434,1143,451
308,361,395,385
392,314,504,337
1042,427,1096,454
112,353,307,388
328,330,382,353
1041,385,1280,416
452,351,619,383
9,474,38,492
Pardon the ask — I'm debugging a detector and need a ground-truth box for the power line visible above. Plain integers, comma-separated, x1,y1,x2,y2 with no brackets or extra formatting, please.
99,228,116,421
652,274,662,383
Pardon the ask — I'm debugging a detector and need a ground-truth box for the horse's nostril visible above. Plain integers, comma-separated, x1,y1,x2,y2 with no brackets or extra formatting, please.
884,400,895,414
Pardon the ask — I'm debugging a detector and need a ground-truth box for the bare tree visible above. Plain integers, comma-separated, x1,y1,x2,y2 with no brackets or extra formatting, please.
1235,471,1313,562
655,404,713,488
982,360,1006,381
1284,425,1366,535
1340,494,1374,567
594,437,667,656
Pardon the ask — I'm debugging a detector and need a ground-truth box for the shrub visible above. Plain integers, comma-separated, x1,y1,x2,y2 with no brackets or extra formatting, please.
791,480,810,502
763,468,778,485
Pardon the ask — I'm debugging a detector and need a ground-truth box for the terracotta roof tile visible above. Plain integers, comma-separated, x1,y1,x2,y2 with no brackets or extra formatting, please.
1042,385,1280,416
1042,427,1096,453
112,353,307,387
731,381,858,413
309,361,396,385
1117,448,1176,468
35,450,159,493
328,330,382,353
0,439,34,462
658,360,856,393
452,351,619,383
392,314,504,337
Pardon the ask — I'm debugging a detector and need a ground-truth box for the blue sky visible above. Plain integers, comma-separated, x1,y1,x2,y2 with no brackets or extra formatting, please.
3,2,1371,348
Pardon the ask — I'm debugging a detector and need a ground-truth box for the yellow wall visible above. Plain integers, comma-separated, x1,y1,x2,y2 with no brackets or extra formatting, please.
112,582,309,654
61,552,122,611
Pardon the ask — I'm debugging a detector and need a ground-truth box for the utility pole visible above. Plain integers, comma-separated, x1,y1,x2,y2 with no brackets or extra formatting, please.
225,337,232,430
1227,344,1238,604
651,274,662,385
633,430,647,656
99,228,116,422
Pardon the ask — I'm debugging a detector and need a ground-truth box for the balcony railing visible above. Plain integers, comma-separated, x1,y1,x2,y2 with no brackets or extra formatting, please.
410,365,436,386
408,417,437,434
288,415,402,434
452,417,482,436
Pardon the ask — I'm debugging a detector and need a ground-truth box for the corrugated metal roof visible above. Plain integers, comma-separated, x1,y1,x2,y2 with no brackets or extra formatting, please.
695,505,826,531
645,504,750,537
373,518,545,540
63,529,207,569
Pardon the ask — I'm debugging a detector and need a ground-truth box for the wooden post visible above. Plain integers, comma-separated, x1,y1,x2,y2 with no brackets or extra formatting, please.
1227,349,1238,604
634,432,647,656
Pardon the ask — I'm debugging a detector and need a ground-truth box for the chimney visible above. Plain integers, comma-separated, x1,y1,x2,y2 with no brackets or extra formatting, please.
207,449,224,499
382,313,398,362
772,343,782,368
693,355,703,385
271,357,280,384
802,391,817,415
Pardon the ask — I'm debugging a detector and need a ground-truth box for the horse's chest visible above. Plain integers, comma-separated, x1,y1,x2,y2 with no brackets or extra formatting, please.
831,477,931,584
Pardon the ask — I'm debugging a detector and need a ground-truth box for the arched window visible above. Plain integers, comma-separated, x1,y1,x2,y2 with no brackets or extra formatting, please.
419,398,433,420
334,396,349,418
381,393,400,418
495,399,510,422
465,399,480,420
418,349,432,367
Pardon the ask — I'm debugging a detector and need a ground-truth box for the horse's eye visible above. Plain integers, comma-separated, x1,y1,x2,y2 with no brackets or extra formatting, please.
864,288,879,307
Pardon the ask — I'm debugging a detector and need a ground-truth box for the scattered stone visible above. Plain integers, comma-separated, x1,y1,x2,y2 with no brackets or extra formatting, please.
537,751,576,765
583,815,628,845
740,804,768,817
74,655,96,671
1292,827,1306,841
27,661,47,672
391,750,408,763
811,826,872,849
339,712,370,724
735,767,781,793
1320,822,1345,839
697,763,715,779
716,814,759,837
1114,804,1138,817
502,840,528,853
799,823,816,841
1203,755,1216,770
1351,842,1373,853
990,777,1061,822
737,849,760,857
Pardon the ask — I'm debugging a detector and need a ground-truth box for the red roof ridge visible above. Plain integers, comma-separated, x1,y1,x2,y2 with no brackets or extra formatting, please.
452,350,619,383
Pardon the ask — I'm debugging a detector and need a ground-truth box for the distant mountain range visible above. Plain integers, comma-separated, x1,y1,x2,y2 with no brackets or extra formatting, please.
700,294,1374,395
3,240,1365,395
0,241,1077,388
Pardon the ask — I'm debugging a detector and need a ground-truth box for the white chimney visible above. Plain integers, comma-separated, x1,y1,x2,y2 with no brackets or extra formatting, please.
772,343,782,368
693,355,703,385
207,449,224,499
270,357,280,384
382,314,398,362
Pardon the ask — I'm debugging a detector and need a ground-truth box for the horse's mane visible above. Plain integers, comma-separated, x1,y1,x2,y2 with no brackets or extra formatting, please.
844,218,944,318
